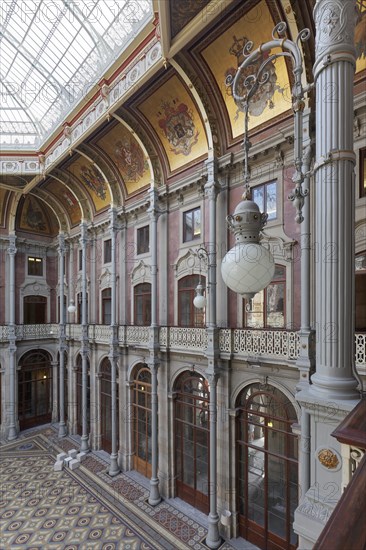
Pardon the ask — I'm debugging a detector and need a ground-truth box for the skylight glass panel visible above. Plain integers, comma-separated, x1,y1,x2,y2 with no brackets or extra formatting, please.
0,0,153,149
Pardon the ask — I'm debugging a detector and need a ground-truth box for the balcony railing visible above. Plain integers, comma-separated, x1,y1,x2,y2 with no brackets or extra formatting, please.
0,324,365,368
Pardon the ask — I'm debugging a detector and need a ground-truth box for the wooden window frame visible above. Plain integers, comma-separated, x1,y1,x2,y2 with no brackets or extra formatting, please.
27,256,43,276
252,180,278,221
183,207,201,243
134,283,151,326
243,265,286,329
104,238,112,264
178,275,205,327
137,225,150,255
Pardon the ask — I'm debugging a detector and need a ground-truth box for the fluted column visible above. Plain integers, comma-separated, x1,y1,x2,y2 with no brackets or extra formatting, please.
58,233,67,437
310,0,359,399
108,208,120,476
80,221,90,452
7,234,17,441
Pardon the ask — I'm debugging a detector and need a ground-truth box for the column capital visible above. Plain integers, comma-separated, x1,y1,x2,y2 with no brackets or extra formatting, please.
313,0,357,78
7,235,17,256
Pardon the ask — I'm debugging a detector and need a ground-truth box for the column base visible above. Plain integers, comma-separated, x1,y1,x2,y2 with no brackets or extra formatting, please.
80,436,90,453
108,454,120,477
7,426,18,441
58,422,67,438
148,477,161,506
205,513,222,549
310,372,360,400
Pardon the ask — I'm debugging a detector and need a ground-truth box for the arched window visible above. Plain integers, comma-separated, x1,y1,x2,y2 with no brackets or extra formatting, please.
244,265,286,328
174,371,210,513
102,288,112,325
18,350,52,430
236,383,298,550
134,283,151,326
178,275,206,327
132,366,152,478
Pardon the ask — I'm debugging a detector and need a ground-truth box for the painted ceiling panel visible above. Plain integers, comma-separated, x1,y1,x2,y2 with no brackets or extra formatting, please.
96,124,150,195
17,195,58,235
43,179,81,227
170,0,210,39
201,0,291,139
65,158,111,213
137,74,208,173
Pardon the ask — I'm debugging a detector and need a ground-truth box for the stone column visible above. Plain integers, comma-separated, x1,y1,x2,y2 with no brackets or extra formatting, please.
80,221,90,453
294,2,360,546
7,234,18,441
147,188,162,505
108,207,120,476
58,233,67,437
310,0,359,400
204,158,221,549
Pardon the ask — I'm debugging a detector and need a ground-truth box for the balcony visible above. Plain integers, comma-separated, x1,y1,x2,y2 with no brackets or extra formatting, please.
0,325,365,370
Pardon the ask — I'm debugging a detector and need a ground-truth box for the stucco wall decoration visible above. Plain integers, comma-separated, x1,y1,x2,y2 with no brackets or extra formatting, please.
201,0,291,139
96,124,150,195
137,75,208,172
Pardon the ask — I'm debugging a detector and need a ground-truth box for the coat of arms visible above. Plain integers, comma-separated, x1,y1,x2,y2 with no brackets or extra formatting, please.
158,98,199,156
226,35,284,119
79,164,107,200
114,137,147,182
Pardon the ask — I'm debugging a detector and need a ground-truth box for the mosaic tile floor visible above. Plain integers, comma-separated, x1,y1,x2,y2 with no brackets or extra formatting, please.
0,427,255,550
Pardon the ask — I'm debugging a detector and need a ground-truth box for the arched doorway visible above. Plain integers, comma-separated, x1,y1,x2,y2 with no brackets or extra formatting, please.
132,365,152,478
76,355,90,436
174,371,210,513
236,383,298,550
18,350,52,430
100,358,119,453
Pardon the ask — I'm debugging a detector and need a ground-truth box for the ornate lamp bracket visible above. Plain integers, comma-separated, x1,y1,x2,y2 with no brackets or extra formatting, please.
226,21,312,224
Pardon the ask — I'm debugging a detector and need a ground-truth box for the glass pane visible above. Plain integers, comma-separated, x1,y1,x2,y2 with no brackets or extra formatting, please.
193,208,201,237
246,290,264,328
253,186,264,212
182,452,195,487
266,182,277,220
196,459,208,494
248,449,265,526
266,283,285,328
268,456,286,539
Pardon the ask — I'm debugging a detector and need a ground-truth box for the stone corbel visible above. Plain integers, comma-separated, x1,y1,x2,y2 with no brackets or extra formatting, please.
260,233,297,262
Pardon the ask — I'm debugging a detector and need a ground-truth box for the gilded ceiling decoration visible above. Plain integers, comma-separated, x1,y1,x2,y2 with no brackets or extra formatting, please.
96,124,150,195
43,180,81,228
201,0,291,139
65,158,111,213
137,75,208,173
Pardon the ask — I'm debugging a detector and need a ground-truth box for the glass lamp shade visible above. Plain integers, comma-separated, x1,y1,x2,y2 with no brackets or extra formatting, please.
67,300,76,314
193,284,207,309
221,242,275,300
